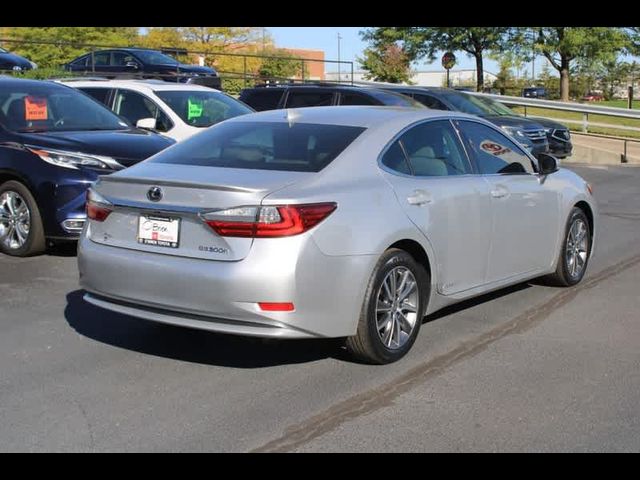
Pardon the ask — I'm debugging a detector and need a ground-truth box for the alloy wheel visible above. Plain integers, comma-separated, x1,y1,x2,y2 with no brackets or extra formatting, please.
375,266,419,350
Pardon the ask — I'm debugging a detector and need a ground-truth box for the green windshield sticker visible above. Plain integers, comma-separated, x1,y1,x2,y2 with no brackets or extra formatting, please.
187,98,204,121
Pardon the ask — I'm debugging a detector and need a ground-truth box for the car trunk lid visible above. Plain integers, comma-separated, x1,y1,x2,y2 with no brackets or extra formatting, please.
88,163,310,261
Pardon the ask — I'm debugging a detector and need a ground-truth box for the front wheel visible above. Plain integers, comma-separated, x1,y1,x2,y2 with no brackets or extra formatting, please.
546,207,591,286
346,249,428,364
0,181,46,257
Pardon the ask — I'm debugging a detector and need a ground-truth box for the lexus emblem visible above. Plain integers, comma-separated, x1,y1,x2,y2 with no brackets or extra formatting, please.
147,186,163,202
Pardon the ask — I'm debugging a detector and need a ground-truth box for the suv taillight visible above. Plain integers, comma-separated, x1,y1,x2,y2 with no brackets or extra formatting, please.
201,203,337,238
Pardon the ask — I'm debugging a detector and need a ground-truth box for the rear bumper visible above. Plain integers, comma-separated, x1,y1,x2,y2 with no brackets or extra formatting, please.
77,233,377,339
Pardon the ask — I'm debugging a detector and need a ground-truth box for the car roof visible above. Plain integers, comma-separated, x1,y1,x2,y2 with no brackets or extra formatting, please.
246,83,394,92
57,78,219,93
0,77,71,89
230,105,483,129
380,85,451,94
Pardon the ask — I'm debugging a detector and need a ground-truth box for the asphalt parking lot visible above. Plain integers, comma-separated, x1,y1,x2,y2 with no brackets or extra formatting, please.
1,163,639,452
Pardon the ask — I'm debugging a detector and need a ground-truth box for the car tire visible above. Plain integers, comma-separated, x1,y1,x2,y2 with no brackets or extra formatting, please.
345,249,428,364
546,207,591,287
0,181,46,257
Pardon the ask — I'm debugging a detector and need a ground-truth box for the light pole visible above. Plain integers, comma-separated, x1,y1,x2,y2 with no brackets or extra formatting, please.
531,27,536,84
337,32,342,82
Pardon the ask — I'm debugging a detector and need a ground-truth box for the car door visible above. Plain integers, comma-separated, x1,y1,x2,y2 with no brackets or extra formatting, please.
455,119,560,282
379,119,493,295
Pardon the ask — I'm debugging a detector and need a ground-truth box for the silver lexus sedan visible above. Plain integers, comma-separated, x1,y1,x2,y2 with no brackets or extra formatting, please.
78,106,597,364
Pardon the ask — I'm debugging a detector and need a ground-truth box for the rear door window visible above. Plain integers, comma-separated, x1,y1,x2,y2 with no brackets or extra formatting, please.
284,90,335,108
399,120,472,176
79,87,112,107
339,92,379,106
150,121,366,172
412,93,449,110
239,89,284,111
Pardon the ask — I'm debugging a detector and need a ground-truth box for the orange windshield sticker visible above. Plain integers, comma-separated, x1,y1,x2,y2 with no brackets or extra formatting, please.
24,96,48,121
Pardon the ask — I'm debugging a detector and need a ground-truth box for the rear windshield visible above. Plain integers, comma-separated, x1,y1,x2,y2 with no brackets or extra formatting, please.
150,121,366,172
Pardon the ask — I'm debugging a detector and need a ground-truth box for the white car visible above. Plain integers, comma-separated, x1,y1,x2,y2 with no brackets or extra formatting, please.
59,79,254,142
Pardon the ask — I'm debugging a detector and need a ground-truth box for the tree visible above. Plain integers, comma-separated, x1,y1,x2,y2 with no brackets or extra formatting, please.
360,27,509,91
598,60,632,100
3,27,139,68
626,27,640,56
533,27,628,101
359,44,413,83
258,48,306,81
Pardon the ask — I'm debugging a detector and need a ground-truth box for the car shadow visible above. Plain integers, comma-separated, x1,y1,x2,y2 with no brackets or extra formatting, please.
64,290,347,368
423,282,532,324
66,281,540,368
47,241,78,257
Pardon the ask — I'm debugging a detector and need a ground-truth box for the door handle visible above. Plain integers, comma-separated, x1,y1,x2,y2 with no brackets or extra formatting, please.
490,185,509,199
407,189,432,206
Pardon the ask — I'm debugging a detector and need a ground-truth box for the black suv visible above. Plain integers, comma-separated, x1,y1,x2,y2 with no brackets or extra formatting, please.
523,87,547,99
239,84,425,111
382,86,572,159
64,48,221,90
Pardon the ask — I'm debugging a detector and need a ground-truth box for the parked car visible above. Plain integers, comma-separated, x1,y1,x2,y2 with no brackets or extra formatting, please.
78,106,596,364
523,87,547,99
582,92,604,102
0,78,175,256
60,79,254,142
381,86,573,158
0,46,36,72
239,84,426,111
63,48,221,90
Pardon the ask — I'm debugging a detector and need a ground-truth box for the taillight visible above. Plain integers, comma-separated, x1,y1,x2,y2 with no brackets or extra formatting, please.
201,203,337,238
86,188,113,222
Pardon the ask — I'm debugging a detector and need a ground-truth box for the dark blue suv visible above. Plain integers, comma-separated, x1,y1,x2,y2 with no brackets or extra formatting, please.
0,78,174,256
64,48,222,90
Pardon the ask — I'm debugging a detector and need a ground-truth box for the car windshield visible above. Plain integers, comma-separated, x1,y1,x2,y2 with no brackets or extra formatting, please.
441,91,501,116
156,90,253,128
472,96,514,116
0,82,130,133
150,121,366,172
132,50,179,65
374,90,426,108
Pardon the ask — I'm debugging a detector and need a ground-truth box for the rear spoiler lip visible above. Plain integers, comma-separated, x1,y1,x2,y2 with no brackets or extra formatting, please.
96,174,258,193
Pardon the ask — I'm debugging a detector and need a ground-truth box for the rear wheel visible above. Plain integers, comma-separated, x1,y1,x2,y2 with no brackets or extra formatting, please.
346,249,428,364
546,207,591,286
0,181,46,257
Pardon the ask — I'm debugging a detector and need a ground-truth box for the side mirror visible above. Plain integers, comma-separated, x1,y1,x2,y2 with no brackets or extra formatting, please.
537,153,559,175
136,118,157,130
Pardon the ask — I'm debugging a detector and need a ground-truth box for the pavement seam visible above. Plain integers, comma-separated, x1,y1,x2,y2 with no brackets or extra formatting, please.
250,252,640,453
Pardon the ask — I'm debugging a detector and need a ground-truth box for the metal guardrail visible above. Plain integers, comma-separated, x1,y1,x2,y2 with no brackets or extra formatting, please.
466,92,640,120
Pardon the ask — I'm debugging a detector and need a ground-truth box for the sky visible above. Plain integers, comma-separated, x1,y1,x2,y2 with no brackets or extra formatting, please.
267,26,513,75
